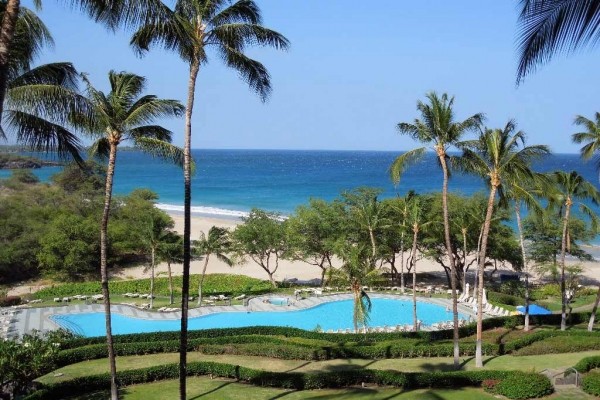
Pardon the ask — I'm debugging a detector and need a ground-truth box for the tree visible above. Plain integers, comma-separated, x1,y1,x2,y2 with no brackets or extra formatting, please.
130,3,288,396
549,171,599,331
456,120,549,368
286,199,345,285
406,195,430,331
379,195,412,291
194,226,233,306
145,206,175,309
157,232,183,305
75,71,184,400
516,0,600,83
573,112,600,180
390,92,483,369
233,209,287,287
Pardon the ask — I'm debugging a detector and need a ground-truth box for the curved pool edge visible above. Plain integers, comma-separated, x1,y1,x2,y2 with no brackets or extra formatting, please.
13,293,478,338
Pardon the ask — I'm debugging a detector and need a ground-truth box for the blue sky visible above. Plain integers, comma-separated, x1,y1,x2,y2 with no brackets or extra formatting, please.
29,0,600,153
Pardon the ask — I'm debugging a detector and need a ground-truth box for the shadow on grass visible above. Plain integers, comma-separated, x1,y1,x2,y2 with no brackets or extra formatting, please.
189,381,233,399
285,361,312,372
69,388,131,400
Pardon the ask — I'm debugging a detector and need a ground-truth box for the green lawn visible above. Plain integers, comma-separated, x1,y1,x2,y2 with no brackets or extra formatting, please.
69,377,497,400
38,350,600,386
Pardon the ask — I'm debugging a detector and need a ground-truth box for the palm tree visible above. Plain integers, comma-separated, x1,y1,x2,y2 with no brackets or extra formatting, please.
328,244,377,333
146,211,176,309
573,112,600,177
1,3,87,162
158,232,183,305
76,71,184,400
516,0,600,83
130,4,288,396
390,92,483,369
194,226,233,306
406,195,429,332
549,171,600,331
457,120,549,367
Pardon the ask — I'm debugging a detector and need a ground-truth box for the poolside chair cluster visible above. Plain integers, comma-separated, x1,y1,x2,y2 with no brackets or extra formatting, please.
429,319,469,330
157,307,179,312
203,294,231,305
294,288,324,297
53,294,103,303
457,292,511,317
123,293,154,299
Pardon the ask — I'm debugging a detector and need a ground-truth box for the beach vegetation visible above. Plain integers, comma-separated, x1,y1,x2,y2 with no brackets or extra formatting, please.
454,119,550,367
391,91,484,369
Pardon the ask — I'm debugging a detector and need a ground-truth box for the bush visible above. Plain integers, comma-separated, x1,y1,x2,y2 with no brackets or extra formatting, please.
487,291,524,307
0,295,21,307
513,335,600,356
492,373,553,399
575,355,600,373
531,284,561,300
582,371,600,396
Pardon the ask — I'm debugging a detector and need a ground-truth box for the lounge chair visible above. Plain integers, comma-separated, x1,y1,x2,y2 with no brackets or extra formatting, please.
234,294,246,300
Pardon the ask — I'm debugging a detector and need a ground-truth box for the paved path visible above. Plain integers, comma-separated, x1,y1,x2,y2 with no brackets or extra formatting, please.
3,292,477,339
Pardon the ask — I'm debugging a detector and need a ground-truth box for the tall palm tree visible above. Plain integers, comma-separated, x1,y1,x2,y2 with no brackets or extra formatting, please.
516,0,600,83
550,171,600,331
76,71,184,400
390,92,483,369
1,3,87,162
130,4,288,396
194,226,233,306
406,195,429,332
572,114,600,330
456,120,549,368
146,211,176,309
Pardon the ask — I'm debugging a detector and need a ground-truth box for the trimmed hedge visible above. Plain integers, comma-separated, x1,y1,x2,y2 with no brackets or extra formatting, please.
487,291,525,307
513,335,600,356
489,372,553,399
26,361,552,400
582,371,600,396
574,355,600,373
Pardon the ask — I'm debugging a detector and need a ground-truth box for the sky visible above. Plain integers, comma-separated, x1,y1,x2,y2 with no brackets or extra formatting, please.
25,0,600,153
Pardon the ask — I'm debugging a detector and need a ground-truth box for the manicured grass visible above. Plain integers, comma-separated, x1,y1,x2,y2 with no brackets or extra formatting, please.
69,377,497,400
538,295,597,312
38,350,600,386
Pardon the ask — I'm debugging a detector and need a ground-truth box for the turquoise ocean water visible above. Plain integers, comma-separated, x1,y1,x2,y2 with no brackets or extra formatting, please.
2,149,597,219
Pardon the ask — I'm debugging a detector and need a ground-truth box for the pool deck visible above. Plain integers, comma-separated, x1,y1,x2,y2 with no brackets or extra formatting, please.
3,293,478,339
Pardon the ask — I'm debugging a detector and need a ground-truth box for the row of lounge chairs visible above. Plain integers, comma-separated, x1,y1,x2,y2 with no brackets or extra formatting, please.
157,307,179,312
458,293,511,316
53,294,103,302
123,293,155,299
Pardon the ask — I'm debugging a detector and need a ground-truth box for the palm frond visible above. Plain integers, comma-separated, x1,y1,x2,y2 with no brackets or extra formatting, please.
133,137,186,168
217,45,272,101
517,0,600,83
209,23,289,52
389,147,426,185
211,0,262,26
88,137,111,160
8,62,79,90
123,97,184,128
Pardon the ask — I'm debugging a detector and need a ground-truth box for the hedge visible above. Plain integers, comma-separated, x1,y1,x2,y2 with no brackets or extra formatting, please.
574,355,600,373
26,361,552,400
513,335,600,356
487,291,525,307
582,371,600,396
487,372,553,399
54,335,499,367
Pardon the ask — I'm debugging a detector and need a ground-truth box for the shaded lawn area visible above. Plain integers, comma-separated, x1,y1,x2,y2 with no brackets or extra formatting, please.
69,377,497,400
38,350,600,386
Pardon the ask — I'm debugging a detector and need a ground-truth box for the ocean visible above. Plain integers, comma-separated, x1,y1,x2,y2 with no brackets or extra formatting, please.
1,149,598,219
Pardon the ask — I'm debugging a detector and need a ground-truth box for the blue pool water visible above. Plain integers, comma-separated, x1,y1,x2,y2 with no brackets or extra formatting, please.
516,304,552,315
51,298,464,337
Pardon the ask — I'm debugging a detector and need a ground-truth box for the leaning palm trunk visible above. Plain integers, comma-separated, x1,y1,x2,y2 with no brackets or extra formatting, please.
197,255,210,306
476,183,497,368
515,203,530,331
180,57,200,400
400,237,405,293
438,151,460,369
588,286,600,331
168,261,174,305
411,224,419,331
560,200,572,331
0,0,19,121
150,247,155,309
100,142,119,400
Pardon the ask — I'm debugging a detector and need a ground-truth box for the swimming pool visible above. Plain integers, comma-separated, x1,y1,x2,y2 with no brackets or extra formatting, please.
51,298,465,337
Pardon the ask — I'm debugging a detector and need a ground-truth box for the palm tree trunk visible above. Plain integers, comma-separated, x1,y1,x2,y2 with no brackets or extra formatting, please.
197,255,209,306
168,261,174,305
411,224,419,331
0,0,19,122
588,285,600,331
100,141,119,400
180,56,200,400
438,151,459,369
475,184,497,368
515,203,530,331
462,228,468,291
150,247,155,309
368,228,376,259
560,201,572,331
400,236,405,293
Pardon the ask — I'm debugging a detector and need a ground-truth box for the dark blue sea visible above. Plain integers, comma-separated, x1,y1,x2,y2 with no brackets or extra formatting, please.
2,150,598,219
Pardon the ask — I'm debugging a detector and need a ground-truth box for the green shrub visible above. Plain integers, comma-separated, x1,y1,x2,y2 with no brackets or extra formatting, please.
582,370,600,396
531,284,561,300
492,372,553,399
513,335,600,356
487,291,525,307
0,295,22,306
574,355,600,373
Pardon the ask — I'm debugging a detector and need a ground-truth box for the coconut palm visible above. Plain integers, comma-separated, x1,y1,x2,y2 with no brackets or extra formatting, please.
146,211,176,309
157,231,183,305
328,244,378,333
549,171,600,331
406,195,430,332
194,226,233,306
390,92,483,369
75,71,184,400
1,3,87,162
130,3,288,395
516,0,600,83
456,120,549,367
573,112,600,178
